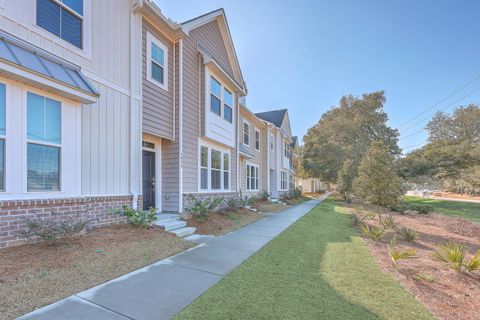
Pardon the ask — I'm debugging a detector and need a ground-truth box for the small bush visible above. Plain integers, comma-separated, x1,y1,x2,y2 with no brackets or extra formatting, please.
226,196,243,211
186,196,224,223
412,272,436,283
390,204,410,214
382,215,397,230
409,204,434,215
247,195,260,206
112,206,157,228
361,224,385,241
258,190,270,201
432,241,480,273
351,213,361,226
399,227,417,242
388,245,416,269
26,219,86,245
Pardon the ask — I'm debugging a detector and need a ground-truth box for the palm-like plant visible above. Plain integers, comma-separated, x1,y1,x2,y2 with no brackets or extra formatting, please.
388,245,416,269
433,242,467,273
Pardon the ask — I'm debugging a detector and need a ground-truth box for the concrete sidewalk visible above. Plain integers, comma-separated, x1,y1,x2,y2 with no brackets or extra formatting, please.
19,196,328,320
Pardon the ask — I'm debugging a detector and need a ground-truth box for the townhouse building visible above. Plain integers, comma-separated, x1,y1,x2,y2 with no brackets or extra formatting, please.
0,0,296,248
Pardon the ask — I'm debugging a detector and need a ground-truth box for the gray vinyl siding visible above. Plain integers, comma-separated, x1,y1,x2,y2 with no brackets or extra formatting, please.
189,20,234,79
142,20,174,140
181,22,239,194
161,42,180,212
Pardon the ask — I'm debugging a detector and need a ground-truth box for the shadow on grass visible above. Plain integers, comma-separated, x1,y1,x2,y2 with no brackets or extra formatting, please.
175,198,433,320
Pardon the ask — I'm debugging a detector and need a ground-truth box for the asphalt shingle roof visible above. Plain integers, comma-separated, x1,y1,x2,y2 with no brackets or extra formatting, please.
255,109,287,128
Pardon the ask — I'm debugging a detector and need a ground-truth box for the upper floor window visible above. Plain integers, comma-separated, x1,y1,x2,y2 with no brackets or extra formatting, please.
284,141,290,158
270,134,274,150
224,89,233,123
37,0,83,49
255,129,260,151
208,74,234,124
243,121,250,145
27,92,61,191
147,32,168,91
210,77,221,116
0,83,5,192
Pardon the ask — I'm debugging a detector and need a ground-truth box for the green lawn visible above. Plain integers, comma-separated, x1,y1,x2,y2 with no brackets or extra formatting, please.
175,198,433,320
405,196,480,222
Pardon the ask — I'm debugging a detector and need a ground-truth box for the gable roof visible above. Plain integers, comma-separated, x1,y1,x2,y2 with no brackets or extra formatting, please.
255,109,288,128
181,8,246,93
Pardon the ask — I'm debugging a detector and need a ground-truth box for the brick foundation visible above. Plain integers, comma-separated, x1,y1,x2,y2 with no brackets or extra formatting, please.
0,195,141,249
183,192,239,216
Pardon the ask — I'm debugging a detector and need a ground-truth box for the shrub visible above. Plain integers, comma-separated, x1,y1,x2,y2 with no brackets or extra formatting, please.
390,204,410,214
292,188,302,199
382,215,397,230
26,219,86,245
388,245,416,269
409,204,434,215
112,206,157,228
399,227,417,242
432,241,480,273
186,196,224,223
351,213,361,226
247,195,260,206
258,190,270,201
361,224,385,241
226,195,243,211
412,272,436,283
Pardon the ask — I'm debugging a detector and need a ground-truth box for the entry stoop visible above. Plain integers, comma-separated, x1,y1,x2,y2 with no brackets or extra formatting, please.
154,213,196,238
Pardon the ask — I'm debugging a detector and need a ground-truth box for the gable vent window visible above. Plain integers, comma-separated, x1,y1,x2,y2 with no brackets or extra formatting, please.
255,129,260,151
243,122,250,146
37,0,83,49
147,32,168,91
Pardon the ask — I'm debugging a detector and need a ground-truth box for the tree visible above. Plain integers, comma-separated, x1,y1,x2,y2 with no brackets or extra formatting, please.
354,141,404,216
303,91,399,183
337,159,356,203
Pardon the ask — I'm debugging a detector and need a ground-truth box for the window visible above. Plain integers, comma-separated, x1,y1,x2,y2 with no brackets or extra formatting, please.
284,141,289,158
210,77,222,116
255,129,260,151
246,164,259,191
208,74,233,123
37,0,83,49
199,145,230,191
289,175,294,190
270,134,274,150
280,171,288,190
243,122,250,145
0,83,5,191
211,149,221,190
27,92,61,191
224,89,233,123
223,154,229,189
200,146,208,190
147,32,168,90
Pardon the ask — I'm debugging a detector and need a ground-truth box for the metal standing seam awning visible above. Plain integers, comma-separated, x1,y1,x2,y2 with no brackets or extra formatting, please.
0,32,98,104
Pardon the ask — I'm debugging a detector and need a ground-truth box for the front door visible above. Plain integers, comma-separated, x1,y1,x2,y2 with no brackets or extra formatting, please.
142,150,156,210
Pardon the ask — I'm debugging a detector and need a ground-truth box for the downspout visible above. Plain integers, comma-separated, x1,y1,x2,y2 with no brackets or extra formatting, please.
178,39,184,213
129,0,142,209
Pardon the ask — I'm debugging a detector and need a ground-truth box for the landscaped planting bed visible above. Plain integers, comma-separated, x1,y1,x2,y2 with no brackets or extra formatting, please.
187,208,263,236
349,201,480,320
0,225,193,319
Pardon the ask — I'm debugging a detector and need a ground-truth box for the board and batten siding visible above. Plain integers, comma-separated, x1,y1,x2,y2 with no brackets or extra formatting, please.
142,20,175,140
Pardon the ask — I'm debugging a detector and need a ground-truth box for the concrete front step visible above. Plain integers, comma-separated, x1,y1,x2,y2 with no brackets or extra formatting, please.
156,220,187,231
170,227,196,238
155,213,181,223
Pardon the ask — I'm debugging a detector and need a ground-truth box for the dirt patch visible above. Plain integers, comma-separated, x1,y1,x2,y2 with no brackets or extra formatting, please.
348,205,480,320
0,225,193,320
187,208,263,236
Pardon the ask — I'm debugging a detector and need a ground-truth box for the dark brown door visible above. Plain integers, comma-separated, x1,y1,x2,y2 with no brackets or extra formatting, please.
142,150,155,210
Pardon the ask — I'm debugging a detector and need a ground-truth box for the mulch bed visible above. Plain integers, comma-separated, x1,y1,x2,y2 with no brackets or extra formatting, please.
187,208,263,236
0,225,193,320
348,204,480,320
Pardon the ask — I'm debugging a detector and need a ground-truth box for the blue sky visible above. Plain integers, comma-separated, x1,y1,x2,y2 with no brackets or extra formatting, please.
155,0,480,153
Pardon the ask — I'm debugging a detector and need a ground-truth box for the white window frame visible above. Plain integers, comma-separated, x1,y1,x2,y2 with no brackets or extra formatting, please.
280,171,288,191
255,129,260,151
243,121,250,146
147,31,168,91
207,73,234,123
246,163,259,191
198,143,231,192
26,92,62,193
32,0,93,58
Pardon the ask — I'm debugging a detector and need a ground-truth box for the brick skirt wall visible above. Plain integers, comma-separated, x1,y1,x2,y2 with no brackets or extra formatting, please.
0,195,140,249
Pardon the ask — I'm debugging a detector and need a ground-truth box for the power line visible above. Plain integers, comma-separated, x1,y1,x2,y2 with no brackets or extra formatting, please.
398,73,480,129
399,85,480,140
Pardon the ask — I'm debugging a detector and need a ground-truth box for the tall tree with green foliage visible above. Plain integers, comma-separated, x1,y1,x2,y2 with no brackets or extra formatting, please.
354,141,404,217
303,91,399,183
337,159,356,203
